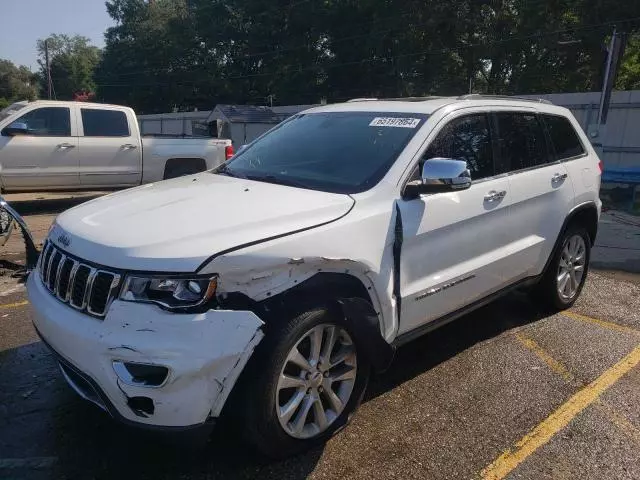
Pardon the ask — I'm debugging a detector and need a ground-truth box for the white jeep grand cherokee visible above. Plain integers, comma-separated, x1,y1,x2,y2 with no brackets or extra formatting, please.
28,95,601,457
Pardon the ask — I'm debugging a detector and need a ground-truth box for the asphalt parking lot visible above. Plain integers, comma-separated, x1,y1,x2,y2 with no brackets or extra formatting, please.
1,193,639,480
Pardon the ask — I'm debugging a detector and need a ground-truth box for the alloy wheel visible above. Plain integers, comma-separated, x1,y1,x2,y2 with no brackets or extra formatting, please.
557,234,586,301
276,323,357,439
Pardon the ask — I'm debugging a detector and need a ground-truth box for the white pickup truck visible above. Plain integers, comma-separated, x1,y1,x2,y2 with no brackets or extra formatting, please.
0,100,233,192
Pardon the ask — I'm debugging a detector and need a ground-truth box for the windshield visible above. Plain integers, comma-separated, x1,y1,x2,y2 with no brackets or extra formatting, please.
0,101,29,123
216,111,427,194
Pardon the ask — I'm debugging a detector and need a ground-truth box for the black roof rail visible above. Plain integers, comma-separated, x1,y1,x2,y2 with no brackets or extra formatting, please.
457,94,553,105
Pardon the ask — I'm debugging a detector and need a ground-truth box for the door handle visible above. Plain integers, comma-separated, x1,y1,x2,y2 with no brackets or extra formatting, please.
552,172,568,183
484,190,506,202
57,143,75,149
121,144,138,150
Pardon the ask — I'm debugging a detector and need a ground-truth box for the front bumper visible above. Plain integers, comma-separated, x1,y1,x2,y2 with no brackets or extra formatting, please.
27,272,264,429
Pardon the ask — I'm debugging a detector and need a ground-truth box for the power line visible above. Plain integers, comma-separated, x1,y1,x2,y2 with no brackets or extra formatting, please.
100,0,569,78
98,13,640,82
93,16,640,88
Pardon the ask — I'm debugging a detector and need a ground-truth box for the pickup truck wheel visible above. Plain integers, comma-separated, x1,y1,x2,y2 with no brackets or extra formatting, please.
241,305,370,459
534,225,591,311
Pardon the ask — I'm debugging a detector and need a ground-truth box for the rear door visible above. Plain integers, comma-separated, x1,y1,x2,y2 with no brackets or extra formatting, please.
78,107,142,187
397,111,513,335
496,111,575,282
0,106,79,189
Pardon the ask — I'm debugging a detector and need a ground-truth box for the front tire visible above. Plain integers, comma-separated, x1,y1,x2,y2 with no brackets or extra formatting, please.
535,225,591,310
241,305,370,458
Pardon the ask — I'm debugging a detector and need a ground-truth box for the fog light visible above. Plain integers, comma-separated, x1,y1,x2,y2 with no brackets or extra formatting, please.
112,361,169,387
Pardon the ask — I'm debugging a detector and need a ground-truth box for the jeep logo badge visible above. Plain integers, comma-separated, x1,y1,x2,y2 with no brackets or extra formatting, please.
57,233,71,248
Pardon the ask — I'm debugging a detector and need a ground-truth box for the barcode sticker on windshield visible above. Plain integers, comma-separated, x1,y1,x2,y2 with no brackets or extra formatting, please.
369,117,421,128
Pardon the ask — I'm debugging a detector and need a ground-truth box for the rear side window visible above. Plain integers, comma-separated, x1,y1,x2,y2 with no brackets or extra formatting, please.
423,114,494,180
13,107,70,136
81,109,129,137
496,112,547,171
543,114,585,160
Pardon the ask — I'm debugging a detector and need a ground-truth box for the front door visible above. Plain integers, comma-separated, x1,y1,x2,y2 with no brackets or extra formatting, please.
78,107,141,187
0,106,79,190
397,112,512,335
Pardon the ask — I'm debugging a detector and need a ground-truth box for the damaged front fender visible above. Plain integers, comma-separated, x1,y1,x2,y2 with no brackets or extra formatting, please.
100,301,265,423
29,269,266,428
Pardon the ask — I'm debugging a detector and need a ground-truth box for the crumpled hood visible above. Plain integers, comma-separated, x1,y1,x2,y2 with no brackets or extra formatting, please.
52,173,354,272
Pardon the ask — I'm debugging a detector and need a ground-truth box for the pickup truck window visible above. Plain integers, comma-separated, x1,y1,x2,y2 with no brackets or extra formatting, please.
81,109,130,137
218,112,427,194
13,107,70,137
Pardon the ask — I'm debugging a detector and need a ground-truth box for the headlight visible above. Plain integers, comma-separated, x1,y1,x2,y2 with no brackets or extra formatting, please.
120,275,217,310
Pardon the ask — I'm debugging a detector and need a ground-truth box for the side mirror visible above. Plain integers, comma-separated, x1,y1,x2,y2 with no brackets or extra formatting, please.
2,122,28,137
403,158,472,199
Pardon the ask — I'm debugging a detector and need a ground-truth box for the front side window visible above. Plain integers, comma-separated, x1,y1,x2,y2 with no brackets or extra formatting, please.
13,107,70,136
217,112,428,194
543,114,585,160
496,112,547,171
422,114,494,180
81,109,129,137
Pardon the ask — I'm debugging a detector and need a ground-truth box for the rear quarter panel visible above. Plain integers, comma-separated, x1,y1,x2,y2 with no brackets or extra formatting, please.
140,138,231,183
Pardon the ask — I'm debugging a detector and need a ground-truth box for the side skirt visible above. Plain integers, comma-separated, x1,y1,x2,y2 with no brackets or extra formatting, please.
392,275,540,347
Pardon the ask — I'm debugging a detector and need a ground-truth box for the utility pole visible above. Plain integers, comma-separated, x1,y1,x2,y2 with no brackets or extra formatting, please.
44,39,52,100
597,27,627,125
588,27,627,149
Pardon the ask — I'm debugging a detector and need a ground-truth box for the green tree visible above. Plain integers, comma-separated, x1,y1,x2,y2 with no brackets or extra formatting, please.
96,0,640,112
97,0,211,112
0,59,38,106
37,34,101,100
617,34,640,90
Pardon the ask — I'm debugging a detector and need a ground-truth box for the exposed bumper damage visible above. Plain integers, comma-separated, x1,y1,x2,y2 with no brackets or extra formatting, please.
27,273,264,428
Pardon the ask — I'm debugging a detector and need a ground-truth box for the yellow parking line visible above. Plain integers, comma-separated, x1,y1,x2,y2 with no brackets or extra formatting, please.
563,310,640,335
514,332,575,384
0,300,29,309
481,344,640,480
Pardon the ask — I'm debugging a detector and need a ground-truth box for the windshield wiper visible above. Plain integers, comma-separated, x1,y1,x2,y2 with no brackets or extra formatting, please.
215,164,246,179
244,174,308,189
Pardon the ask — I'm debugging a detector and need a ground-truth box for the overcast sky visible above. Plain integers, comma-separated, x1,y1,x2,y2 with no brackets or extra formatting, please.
0,0,114,70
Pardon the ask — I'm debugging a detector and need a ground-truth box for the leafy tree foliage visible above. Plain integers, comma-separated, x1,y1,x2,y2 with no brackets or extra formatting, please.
0,59,39,107
93,0,640,112
37,34,101,100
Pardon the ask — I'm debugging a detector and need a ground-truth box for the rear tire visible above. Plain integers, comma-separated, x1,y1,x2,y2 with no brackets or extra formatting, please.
534,225,591,311
241,304,370,459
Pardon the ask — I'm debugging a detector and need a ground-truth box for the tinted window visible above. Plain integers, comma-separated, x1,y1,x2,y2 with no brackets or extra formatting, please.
496,112,547,171
543,114,585,160
81,109,129,137
423,114,494,180
218,112,427,194
14,107,70,136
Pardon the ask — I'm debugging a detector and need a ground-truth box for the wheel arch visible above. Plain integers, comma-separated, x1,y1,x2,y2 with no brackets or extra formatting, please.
163,157,207,179
542,201,599,277
566,201,599,245
218,270,394,372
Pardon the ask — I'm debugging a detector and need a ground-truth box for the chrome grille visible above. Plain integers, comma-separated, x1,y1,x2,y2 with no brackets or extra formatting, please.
38,242,121,317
